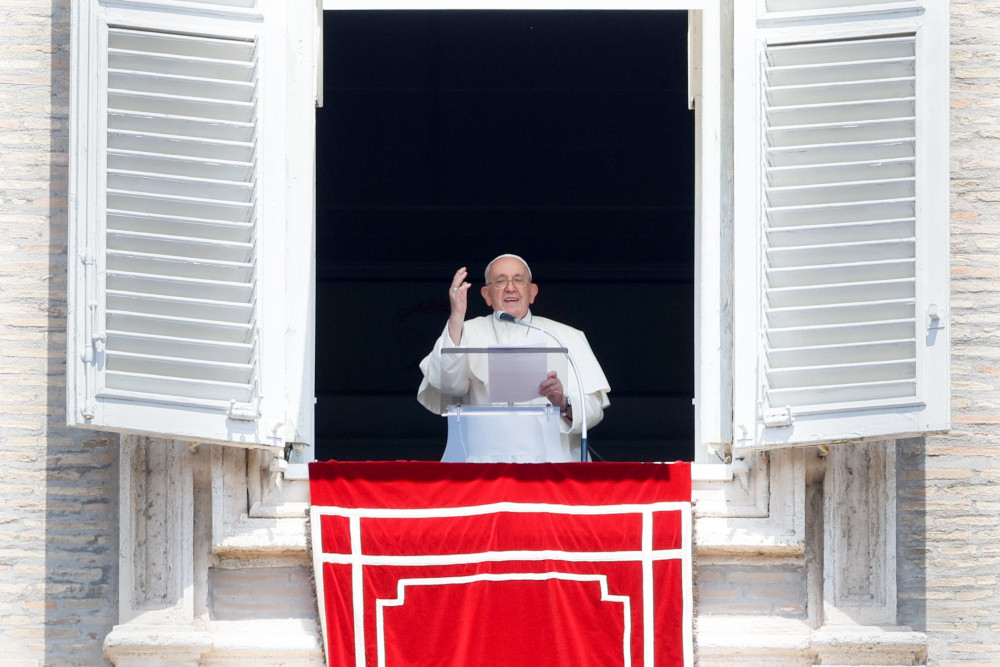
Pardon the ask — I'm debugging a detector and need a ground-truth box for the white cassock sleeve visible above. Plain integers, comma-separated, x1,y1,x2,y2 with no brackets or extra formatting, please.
416,323,471,415
549,324,610,436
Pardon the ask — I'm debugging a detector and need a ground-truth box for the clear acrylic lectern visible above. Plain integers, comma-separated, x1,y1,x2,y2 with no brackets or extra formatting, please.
438,346,568,463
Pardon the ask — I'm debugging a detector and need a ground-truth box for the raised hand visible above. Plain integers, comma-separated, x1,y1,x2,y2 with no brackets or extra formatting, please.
447,266,471,344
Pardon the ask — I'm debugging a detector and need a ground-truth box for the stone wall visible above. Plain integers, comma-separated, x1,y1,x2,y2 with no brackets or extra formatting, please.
0,2,118,665
0,1,998,666
915,2,1000,664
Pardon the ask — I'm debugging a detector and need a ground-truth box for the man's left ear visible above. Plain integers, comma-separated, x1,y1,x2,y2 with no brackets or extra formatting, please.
529,283,539,304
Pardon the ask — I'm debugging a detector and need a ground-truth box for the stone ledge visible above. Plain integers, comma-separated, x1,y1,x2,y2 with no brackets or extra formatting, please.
694,518,806,557
214,515,309,560
104,625,213,666
696,617,926,666
104,620,325,666
812,625,927,665
207,619,325,665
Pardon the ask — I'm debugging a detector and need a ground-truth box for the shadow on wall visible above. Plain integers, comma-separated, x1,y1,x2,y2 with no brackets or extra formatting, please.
896,437,927,635
46,4,119,665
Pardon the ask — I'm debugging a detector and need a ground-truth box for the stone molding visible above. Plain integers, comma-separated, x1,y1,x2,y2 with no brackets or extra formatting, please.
695,449,807,556
697,617,926,666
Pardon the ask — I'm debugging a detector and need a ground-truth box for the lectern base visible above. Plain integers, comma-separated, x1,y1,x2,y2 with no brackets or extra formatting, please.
441,405,567,463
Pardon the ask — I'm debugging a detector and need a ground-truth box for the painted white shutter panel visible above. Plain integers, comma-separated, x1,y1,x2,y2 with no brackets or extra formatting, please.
69,1,303,450
733,2,950,449
105,28,260,404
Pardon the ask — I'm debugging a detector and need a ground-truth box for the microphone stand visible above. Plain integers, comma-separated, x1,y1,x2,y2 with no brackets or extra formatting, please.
495,312,589,462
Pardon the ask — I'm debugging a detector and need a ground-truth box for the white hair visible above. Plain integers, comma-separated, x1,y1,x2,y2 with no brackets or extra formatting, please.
484,253,533,284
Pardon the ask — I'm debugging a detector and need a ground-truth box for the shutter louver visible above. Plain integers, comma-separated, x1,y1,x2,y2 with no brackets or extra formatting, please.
103,29,260,407
761,35,918,415
183,0,257,8
765,0,901,12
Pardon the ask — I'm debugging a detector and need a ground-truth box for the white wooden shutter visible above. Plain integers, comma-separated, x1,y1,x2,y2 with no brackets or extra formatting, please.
733,1,949,449
69,1,314,450
104,28,260,402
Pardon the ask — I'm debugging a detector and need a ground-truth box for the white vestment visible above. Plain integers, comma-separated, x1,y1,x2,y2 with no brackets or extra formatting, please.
417,311,611,462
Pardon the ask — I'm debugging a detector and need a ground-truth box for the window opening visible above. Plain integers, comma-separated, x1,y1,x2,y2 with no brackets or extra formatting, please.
315,10,694,462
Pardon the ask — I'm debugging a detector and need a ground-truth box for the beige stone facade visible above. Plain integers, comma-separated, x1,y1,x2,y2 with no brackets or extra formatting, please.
1,1,998,665
0,3,118,664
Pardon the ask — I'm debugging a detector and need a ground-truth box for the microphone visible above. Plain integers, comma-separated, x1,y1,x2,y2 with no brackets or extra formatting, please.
493,310,589,462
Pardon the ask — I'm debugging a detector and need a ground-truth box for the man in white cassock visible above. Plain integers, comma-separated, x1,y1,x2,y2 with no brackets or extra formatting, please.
417,254,610,462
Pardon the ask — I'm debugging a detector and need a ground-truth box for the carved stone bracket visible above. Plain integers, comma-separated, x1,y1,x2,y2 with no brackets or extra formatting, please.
117,435,194,625
823,440,897,627
105,435,200,665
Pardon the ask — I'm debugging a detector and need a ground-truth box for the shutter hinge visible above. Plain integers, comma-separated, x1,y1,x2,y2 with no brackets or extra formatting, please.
80,240,107,362
762,405,793,428
86,301,106,363
228,397,261,421
927,304,945,331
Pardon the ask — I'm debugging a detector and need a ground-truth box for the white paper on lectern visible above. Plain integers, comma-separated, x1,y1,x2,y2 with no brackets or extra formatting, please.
487,334,547,403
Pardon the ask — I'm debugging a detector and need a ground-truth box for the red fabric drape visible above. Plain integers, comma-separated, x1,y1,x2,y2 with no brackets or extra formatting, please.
310,461,691,667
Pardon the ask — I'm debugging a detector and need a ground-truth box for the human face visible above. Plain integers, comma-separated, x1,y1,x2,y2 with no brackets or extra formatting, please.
480,256,538,320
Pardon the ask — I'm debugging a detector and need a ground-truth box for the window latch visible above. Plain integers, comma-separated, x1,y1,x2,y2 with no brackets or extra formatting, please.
228,397,261,421
762,406,793,428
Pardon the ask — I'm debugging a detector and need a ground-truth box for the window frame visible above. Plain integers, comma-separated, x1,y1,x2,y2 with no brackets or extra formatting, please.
320,0,727,466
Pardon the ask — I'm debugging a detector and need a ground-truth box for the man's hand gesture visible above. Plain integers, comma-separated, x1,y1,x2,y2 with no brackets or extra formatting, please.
447,266,471,345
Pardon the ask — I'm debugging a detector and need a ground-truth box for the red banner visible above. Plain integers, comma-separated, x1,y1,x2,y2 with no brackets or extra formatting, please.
309,461,692,666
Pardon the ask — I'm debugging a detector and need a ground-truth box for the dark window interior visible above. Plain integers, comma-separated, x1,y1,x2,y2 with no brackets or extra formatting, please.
315,10,694,462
